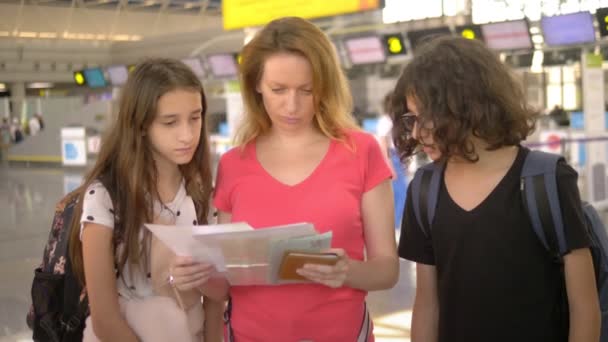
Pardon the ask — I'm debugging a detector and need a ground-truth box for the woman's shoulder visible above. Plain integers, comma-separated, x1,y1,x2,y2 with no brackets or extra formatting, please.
218,143,255,171
341,129,379,149
220,144,250,162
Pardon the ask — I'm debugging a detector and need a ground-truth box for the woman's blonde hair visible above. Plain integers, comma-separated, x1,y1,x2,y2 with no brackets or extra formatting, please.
235,16,358,146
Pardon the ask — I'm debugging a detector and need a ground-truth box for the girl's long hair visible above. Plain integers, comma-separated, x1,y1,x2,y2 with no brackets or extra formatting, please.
68,58,213,284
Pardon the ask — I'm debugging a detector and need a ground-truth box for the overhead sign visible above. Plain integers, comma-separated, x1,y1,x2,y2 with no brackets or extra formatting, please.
222,0,382,30
383,33,406,56
73,71,85,86
233,52,242,65
456,25,483,41
596,7,608,37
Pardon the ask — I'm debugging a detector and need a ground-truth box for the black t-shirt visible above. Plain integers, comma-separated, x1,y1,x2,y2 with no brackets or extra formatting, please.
398,147,589,342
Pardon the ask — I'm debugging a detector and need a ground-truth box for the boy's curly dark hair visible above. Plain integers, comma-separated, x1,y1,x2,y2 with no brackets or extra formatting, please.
391,36,538,163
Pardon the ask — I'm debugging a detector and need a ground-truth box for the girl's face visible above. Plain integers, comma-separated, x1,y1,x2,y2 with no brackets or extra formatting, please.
257,52,316,135
406,95,441,161
147,88,203,168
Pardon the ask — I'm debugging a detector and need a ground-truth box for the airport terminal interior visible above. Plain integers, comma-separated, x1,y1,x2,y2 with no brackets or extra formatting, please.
4,0,608,341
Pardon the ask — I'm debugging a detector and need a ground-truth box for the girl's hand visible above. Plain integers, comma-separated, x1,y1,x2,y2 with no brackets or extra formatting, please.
296,249,350,288
168,256,215,291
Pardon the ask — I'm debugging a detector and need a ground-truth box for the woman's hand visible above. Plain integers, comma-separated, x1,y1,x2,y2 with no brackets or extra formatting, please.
168,256,215,291
296,249,350,288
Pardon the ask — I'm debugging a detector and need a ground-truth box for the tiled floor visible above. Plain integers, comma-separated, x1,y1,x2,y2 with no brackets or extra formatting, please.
0,165,415,342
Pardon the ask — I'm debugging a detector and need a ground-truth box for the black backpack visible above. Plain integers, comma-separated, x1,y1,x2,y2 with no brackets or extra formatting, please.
410,149,608,341
27,193,89,342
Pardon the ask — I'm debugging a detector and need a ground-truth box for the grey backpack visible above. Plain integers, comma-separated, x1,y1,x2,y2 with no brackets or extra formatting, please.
410,149,608,341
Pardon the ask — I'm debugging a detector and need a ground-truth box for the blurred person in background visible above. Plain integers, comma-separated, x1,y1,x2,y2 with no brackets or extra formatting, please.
377,92,408,228
35,113,45,131
10,117,23,143
28,115,41,136
0,117,11,163
549,105,570,127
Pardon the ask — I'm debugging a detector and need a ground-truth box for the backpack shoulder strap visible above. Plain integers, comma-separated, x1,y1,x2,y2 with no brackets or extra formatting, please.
58,194,88,331
411,161,444,237
521,150,568,257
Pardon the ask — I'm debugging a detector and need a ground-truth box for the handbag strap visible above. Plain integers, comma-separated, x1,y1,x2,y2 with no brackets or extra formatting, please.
357,302,371,342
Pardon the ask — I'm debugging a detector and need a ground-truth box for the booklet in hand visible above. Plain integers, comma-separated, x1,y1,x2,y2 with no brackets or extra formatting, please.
278,251,339,281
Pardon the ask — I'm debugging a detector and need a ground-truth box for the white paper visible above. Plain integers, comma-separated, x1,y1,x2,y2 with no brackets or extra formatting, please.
192,222,252,235
146,224,227,270
145,222,328,285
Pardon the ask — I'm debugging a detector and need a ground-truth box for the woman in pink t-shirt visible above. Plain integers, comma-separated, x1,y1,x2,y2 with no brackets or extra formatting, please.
210,17,399,341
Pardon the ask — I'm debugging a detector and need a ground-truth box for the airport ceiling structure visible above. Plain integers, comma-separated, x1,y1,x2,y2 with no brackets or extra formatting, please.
0,0,230,82
0,0,394,83
0,0,223,41
6,0,608,84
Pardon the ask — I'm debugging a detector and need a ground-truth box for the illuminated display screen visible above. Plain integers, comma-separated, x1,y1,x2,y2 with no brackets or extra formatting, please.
344,36,387,65
207,54,238,78
83,68,107,88
541,12,595,46
481,20,532,51
105,65,129,86
383,33,407,56
181,58,206,78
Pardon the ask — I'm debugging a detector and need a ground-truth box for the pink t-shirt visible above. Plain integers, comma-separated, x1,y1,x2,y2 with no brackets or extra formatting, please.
213,130,391,341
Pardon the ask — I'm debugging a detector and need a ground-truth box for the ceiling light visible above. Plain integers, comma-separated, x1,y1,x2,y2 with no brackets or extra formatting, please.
112,35,130,41
76,33,96,40
27,82,54,89
18,31,38,38
39,32,58,38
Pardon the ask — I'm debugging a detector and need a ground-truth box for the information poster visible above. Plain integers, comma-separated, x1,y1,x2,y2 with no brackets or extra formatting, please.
61,127,87,166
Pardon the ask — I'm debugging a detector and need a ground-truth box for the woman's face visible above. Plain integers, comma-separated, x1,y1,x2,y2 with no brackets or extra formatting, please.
406,95,441,161
257,52,316,135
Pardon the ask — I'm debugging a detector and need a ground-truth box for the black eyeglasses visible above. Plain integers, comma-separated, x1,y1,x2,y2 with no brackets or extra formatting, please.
400,112,420,131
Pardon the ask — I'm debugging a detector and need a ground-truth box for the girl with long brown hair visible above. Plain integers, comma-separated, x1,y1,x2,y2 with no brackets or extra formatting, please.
68,58,227,341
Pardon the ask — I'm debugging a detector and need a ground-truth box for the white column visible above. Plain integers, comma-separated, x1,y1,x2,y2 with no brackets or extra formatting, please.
582,52,606,204
36,97,42,115
9,82,25,120
225,80,243,139
1,98,9,118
